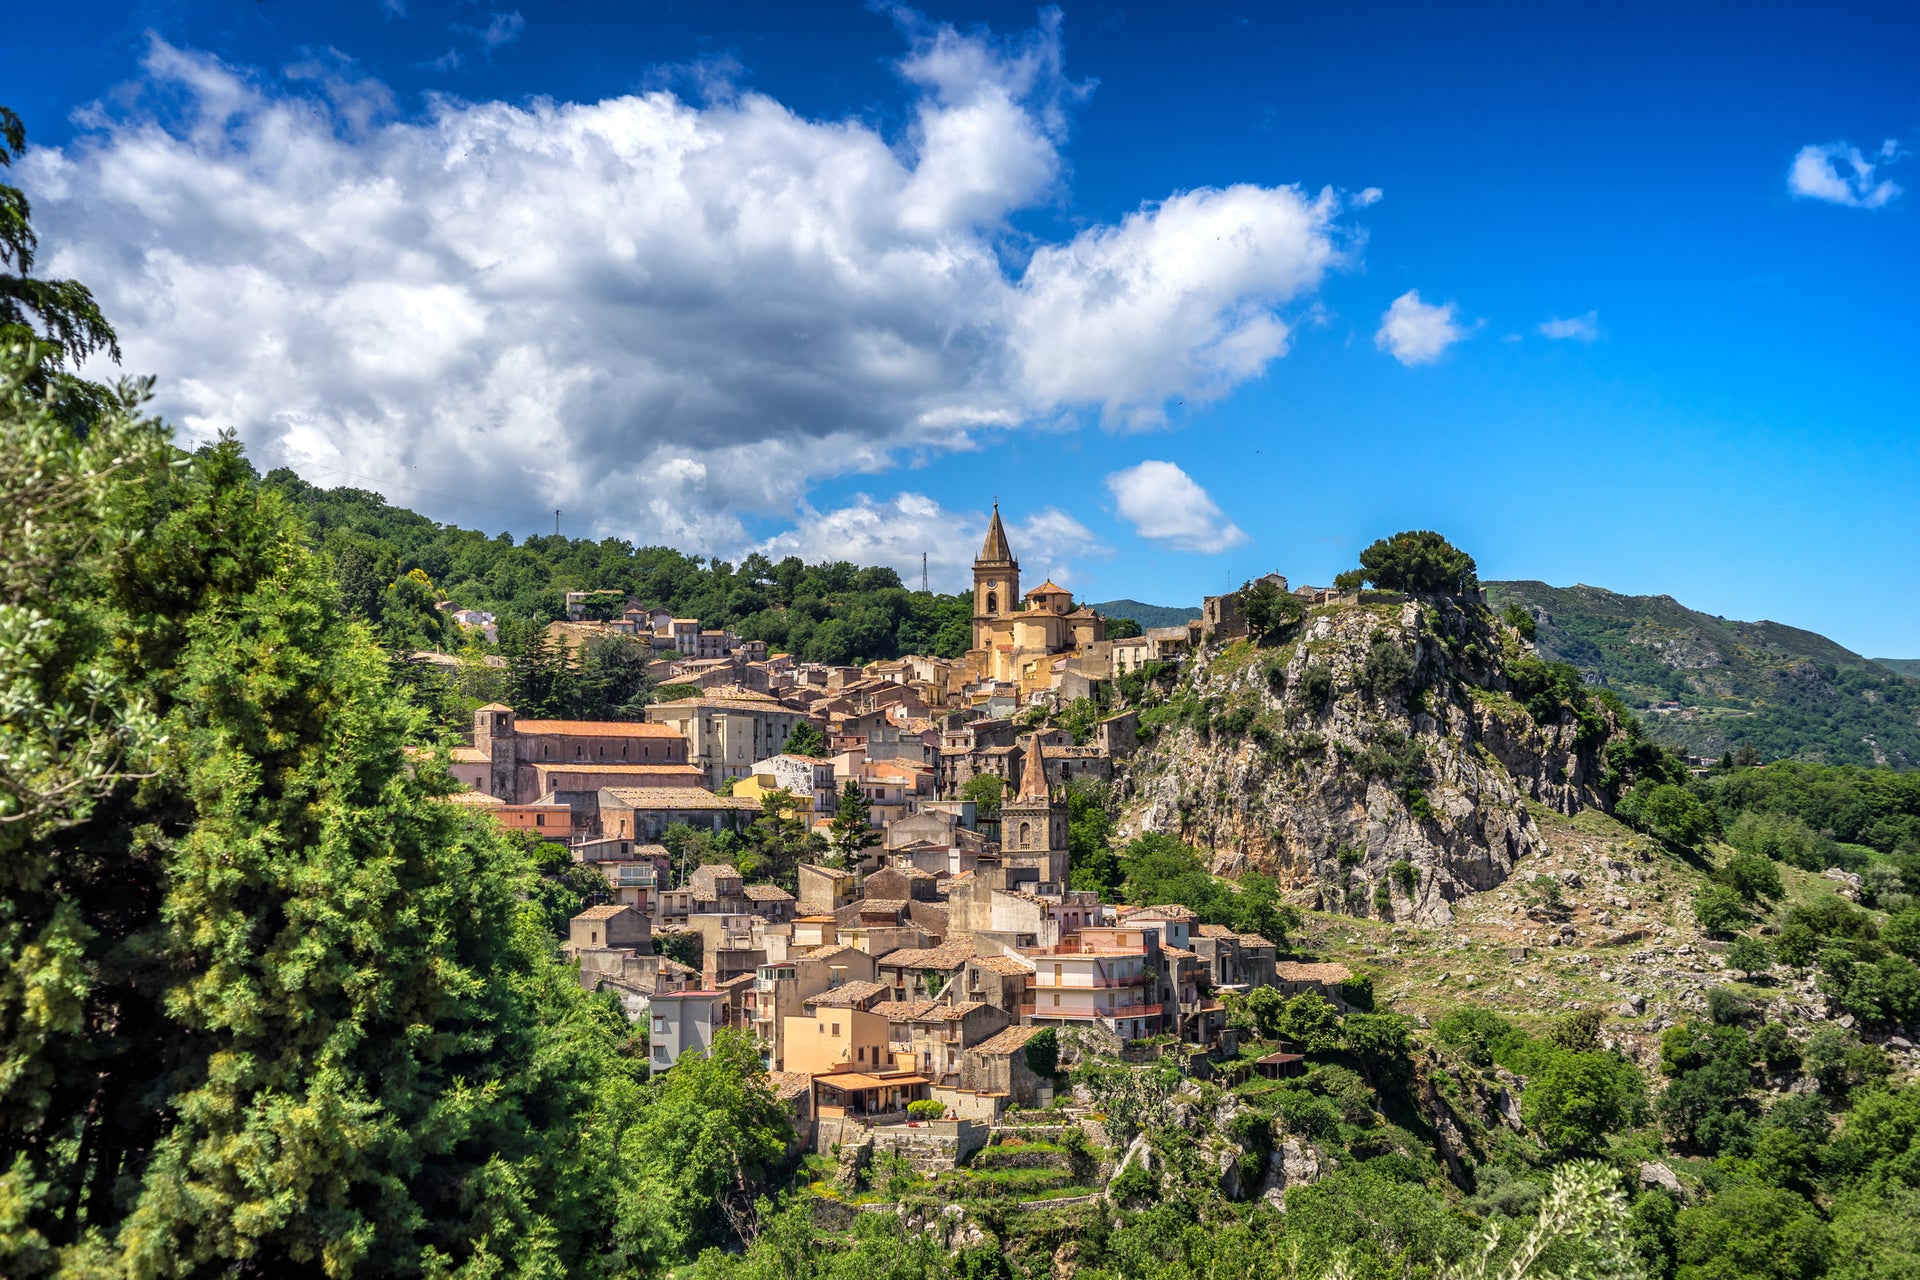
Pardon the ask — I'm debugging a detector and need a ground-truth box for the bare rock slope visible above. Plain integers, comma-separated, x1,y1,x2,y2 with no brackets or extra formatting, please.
1117,595,1624,926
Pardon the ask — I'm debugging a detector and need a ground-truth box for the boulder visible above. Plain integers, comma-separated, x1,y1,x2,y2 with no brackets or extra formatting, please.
1639,1161,1683,1197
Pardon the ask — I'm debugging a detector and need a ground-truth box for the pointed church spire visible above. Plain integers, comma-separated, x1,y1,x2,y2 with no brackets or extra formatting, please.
978,502,1013,564
1018,731,1050,801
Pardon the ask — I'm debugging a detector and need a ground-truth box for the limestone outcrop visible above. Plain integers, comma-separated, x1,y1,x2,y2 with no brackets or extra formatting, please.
1117,595,1622,926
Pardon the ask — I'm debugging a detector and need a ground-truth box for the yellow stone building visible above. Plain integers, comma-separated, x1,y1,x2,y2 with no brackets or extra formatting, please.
964,504,1105,698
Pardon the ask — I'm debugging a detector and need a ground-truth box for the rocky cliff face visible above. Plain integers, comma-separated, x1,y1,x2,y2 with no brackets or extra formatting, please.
1116,596,1620,926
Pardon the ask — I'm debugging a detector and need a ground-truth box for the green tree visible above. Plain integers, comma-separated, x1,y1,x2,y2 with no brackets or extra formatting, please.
1693,885,1750,937
1023,1027,1059,1078
784,719,829,758
827,777,879,866
1436,1007,1516,1068
1276,991,1344,1053
1673,1185,1831,1280
1333,530,1479,595
1726,935,1773,978
1238,576,1307,643
1618,783,1719,851
1719,849,1784,902
741,789,819,890
625,1029,793,1258
0,398,644,1276
1522,1051,1644,1157
1,108,121,423
960,771,1005,821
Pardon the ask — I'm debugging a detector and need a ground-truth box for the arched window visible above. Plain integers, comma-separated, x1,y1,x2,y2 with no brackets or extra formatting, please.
1018,821,1031,846
986,591,997,614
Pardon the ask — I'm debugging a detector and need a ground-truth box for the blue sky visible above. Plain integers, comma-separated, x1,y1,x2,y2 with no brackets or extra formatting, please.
6,1,1917,655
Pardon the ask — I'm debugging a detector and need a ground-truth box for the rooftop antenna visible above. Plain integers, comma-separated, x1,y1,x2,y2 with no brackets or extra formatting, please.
921,552,929,594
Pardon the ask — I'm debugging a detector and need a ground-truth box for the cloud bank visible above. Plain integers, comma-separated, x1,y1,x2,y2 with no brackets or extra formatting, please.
1788,140,1904,209
23,15,1363,566
1374,289,1466,365
1104,460,1246,553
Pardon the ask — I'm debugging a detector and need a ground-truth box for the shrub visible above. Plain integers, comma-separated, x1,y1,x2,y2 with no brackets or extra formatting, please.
1435,1007,1514,1068
1360,635,1415,698
1706,986,1753,1027
1617,783,1718,851
1521,1050,1645,1158
1502,602,1538,640
1337,974,1376,1012
1270,1088,1342,1140
1726,934,1772,977
1693,885,1748,937
1299,664,1334,708
1390,859,1418,894
1023,1027,1059,1078
1276,991,1343,1052
1718,850,1784,902
907,1100,946,1121
1546,1010,1603,1054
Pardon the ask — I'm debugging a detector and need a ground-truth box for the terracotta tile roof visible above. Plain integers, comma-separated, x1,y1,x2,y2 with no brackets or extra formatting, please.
717,973,755,991
649,695,793,713
1194,924,1239,939
803,980,889,1008
871,999,944,1022
445,790,505,807
449,746,489,763
1238,934,1277,949
534,762,703,777
800,944,864,962
1274,961,1352,983
969,954,1034,976
1025,581,1069,597
574,905,631,920
970,1024,1045,1055
876,938,976,970
767,1070,813,1102
1126,904,1199,921
601,787,762,811
513,719,685,737
744,884,795,902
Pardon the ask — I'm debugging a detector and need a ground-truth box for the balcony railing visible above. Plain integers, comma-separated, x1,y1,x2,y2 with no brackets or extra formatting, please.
1019,1001,1163,1022
1030,973,1147,989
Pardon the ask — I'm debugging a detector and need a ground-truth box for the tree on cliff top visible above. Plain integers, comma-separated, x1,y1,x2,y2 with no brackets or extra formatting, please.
1335,530,1479,595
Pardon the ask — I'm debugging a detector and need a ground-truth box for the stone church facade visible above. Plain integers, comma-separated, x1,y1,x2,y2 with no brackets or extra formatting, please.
963,505,1106,698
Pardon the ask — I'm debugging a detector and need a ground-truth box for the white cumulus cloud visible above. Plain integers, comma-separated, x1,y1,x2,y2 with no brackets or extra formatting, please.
1537,311,1599,342
1788,140,1904,209
1104,460,1246,553
752,494,1108,591
21,15,1364,558
1374,289,1467,365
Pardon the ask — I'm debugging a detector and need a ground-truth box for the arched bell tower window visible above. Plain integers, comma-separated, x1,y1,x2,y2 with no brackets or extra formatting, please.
986,591,998,614
1018,821,1031,846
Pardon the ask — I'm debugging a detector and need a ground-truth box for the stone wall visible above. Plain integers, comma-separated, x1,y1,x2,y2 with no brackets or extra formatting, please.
866,1119,988,1173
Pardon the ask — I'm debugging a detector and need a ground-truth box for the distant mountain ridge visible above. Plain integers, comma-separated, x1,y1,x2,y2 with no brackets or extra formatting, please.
1485,580,1918,769
1089,599,1198,630
1876,658,1920,679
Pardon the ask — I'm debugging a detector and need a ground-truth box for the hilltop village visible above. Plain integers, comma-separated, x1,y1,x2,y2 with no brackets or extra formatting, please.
438,508,1349,1157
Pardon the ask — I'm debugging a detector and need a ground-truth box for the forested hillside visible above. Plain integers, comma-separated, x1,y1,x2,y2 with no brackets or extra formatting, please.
1087,599,1198,629
1486,581,1920,769
261,468,977,664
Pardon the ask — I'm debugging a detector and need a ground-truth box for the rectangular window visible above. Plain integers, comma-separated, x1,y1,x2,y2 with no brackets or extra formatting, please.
832,1023,841,1037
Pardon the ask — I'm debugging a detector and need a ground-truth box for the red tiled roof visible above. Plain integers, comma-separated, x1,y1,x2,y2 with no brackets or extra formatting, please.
513,720,685,738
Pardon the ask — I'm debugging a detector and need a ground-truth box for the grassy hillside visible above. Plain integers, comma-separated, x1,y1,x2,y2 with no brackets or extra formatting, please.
1876,657,1920,679
1487,581,1920,769
1086,598,1198,629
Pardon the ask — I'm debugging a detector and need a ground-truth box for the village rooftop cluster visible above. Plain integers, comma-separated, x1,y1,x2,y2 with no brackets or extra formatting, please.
432,509,1351,1158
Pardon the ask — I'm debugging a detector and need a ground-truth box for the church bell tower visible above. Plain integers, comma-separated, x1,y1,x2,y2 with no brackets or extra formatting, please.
971,502,1020,652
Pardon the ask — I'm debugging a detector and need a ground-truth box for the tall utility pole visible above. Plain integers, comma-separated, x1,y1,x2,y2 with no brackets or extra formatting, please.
922,552,929,594
554,509,561,537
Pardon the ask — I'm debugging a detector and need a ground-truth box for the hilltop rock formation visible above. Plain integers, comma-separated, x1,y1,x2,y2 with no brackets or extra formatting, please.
1116,594,1623,926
